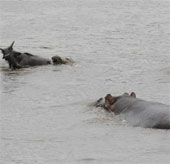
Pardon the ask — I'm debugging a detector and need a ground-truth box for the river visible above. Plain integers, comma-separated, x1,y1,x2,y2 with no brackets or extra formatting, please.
0,0,170,163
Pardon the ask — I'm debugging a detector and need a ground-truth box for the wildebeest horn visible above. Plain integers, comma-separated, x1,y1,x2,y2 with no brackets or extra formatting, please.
10,41,15,48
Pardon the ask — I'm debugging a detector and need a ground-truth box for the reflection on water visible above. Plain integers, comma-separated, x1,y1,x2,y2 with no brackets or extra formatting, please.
0,0,170,164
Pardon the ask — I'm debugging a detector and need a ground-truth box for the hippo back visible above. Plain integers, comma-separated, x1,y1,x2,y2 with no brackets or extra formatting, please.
113,96,170,129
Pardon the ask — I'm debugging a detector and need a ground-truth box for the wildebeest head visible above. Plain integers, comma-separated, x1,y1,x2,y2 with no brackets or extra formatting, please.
104,92,136,111
0,41,15,59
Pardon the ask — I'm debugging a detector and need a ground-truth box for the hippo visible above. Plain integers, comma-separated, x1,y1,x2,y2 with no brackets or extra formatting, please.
95,92,170,129
0,41,73,69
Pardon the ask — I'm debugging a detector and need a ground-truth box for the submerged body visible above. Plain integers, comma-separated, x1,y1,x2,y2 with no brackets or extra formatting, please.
95,93,170,129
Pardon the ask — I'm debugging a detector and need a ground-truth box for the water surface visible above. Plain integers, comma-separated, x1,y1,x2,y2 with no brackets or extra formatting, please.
0,0,170,164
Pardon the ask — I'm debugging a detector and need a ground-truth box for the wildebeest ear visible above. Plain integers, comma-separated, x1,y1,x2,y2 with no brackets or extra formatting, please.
130,92,136,98
9,41,15,49
0,48,4,55
105,94,117,105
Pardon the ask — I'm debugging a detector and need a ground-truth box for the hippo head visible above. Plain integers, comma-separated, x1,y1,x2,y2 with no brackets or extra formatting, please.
104,92,136,111
0,41,15,59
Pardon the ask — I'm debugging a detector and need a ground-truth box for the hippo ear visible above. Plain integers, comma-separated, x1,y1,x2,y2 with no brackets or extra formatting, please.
9,41,15,49
0,48,3,52
105,94,117,105
130,92,136,98
104,94,118,111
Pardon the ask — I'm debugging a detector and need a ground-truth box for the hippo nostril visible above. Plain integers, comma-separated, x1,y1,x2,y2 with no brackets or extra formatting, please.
95,98,105,107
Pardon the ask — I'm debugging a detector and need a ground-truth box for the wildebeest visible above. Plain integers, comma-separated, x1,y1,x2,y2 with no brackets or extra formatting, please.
95,92,170,129
0,41,73,69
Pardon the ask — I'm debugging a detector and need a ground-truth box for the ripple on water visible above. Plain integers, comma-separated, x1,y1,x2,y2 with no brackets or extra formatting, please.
1,0,170,164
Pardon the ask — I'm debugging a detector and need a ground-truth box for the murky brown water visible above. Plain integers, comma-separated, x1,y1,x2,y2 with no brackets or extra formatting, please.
0,0,170,164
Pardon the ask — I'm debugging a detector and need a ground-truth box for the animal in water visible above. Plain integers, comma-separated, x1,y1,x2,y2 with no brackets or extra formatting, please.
0,41,73,69
94,92,170,129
